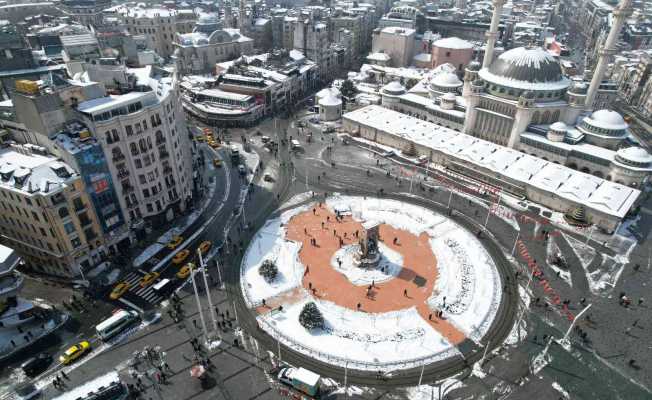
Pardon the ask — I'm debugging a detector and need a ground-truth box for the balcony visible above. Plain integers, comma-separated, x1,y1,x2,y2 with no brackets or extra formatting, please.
159,150,169,159
156,136,166,145
117,169,130,179
122,184,134,193
163,165,172,174
74,201,86,213
112,153,126,162
126,201,138,209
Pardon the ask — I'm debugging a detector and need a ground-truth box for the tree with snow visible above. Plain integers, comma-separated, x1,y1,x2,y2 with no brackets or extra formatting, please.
259,259,278,282
299,302,324,330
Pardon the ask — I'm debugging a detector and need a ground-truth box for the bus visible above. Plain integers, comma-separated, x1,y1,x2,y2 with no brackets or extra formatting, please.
95,309,139,341
230,145,240,163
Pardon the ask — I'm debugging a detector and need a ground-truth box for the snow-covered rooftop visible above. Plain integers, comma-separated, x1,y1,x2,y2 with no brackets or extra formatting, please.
344,106,640,218
433,36,473,49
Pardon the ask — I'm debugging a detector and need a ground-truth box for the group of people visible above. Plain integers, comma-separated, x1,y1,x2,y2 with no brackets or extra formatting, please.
51,371,68,390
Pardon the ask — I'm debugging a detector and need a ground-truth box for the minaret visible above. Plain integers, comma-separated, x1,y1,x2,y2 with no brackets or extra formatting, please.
482,0,505,69
584,0,633,110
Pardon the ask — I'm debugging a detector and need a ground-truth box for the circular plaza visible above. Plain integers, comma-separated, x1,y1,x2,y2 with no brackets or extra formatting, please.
239,195,513,374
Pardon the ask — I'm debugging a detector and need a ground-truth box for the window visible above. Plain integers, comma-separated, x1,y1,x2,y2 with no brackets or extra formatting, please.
143,120,148,130
58,207,69,218
139,175,147,184
135,158,142,168
146,203,154,212
64,222,75,234
143,189,150,198
126,125,133,136
130,142,139,156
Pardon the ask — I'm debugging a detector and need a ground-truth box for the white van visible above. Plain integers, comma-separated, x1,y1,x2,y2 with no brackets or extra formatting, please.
291,139,302,150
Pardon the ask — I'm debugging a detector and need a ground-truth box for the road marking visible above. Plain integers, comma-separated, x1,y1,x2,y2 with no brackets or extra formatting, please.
118,298,144,313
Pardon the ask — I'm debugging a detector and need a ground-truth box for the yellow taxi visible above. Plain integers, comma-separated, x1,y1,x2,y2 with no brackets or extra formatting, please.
213,158,222,168
59,341,91,365
197,240,212,255
172,249,190,265
167,235,183,250
176,263,194,279
109,282,130,300
139,272,160,288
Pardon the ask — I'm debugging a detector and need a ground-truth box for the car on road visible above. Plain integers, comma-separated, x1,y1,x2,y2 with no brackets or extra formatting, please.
177,263,194,279
15,383,41,400
264,173,274,182
21,353,52,377
140,272,160,288
417,155,429,165
197,241,212,255
59,341,91,365
261,135,271,143
109,281,130,300
213,158,222,168
172,249,190,265
167,235,184,250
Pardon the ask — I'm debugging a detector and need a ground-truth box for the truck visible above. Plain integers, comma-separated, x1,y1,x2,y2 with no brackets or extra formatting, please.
278,366,321,397
230,145,240,163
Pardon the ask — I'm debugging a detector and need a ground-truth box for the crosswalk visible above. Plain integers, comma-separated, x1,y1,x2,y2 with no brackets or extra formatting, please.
122,272,164,305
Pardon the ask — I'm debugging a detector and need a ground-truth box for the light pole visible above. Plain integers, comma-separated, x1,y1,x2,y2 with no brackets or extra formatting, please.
197,249,220,338
447,189,454,209
484,195,500,230
190,264,209,341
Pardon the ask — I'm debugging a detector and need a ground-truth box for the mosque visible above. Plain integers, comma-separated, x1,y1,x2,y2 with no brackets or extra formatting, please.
375,0,651,189
344,0,647,231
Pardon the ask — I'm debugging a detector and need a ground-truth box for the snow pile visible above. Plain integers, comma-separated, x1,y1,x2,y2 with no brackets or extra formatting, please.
563,233,596,268
428,221,502,343
259,297,460,370
587,254,625,295
330,242,403,286
241,207,309,306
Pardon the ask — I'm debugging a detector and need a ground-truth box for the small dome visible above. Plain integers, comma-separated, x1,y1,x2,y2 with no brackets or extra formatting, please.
589,110,627,130
316,87,341,99
319,94,342,107
442,92,456,101
550,121,567,131
616,147,652,165
467,61,481,71
569,81,588,94
432,72,462,87
382,81,407,95
433,36,473,50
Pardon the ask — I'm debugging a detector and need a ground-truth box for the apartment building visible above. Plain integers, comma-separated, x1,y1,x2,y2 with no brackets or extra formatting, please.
75,66,193,228
117,6,197,58
0,143,107,279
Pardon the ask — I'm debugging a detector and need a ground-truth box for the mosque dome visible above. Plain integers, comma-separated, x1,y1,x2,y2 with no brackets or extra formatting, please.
547,121,567,142
478,46,571,92
615,147,652,167
194,13,221,34
467,61,481,71
382,81,407,96
589,110,627,130
432,72,462,87
550,121,567,131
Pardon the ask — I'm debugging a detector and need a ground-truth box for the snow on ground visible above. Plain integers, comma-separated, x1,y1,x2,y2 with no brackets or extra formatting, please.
427,220,502,343
404,377,463,400
330,242,403,286
587,254,626,295
552,381,570,399
546,239,572,287
562,233,596,269
259,297,461,370
240,207,309,306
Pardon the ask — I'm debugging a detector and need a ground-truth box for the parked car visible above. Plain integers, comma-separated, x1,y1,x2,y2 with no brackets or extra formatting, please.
167,235,184,250
172,249,190,265
109,282,130,300
59,341,91,365
197,240,212,255
177,263,194,279
21,353,52,377
139,272,160,288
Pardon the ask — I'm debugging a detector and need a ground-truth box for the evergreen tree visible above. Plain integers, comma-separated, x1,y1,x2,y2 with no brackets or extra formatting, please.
258,259,278,282
299,302,324,330
340,79,358,99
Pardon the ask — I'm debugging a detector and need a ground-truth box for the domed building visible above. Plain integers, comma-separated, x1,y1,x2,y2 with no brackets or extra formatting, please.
173,14,254,74
318,94,343,122
463,46,573,147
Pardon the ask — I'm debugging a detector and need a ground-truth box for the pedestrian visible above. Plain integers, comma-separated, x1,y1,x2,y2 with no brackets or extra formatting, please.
357,303,361,310
226,310,230,318
321,221,325,229
428,313,432,321
305,265,309,274
309,282,312,290
312,288,317,295
371,280,375,288
193,319,198,328
634,264,641,271
61,371,68,380
312,208,316,215
262,298,266,307
393,237,398,244
333,229,337,236
327,216,330,222
403,289,408,297
639,297,644,306
533,335,537,343
304,227,308,235
344,232,347,238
